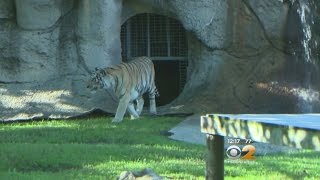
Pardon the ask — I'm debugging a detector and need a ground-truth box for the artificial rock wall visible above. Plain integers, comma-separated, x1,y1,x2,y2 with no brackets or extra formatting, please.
0,0,319,121
0,0,121,120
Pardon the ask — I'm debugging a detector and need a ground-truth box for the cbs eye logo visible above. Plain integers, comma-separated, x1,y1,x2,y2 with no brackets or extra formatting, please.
226,145,256,160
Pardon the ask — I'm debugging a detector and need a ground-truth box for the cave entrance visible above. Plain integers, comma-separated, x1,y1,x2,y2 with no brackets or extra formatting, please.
121,13,188,106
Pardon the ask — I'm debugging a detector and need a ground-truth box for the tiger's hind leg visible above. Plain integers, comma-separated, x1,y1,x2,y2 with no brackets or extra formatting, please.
127,102,139,120
136,96,144,116
149,94,157,115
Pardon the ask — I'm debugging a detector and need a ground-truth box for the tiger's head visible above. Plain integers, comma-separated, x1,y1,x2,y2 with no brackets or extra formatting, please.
87,67,115,92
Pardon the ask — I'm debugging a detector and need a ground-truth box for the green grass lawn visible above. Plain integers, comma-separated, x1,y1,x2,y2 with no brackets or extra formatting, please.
0,116,319,180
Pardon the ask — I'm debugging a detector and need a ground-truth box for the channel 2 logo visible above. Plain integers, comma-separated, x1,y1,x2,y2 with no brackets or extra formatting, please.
226,145,256,160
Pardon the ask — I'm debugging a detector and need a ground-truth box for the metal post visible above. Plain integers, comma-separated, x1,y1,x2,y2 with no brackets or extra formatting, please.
147,13,150,57
166,17,171,57
126,20,131,59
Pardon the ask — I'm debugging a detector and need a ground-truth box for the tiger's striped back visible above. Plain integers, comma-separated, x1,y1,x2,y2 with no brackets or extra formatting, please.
106,56,159,99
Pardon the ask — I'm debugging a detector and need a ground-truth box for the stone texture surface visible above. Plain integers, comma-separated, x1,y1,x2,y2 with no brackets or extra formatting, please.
0,0,15,19
77,0,122,70
0,0,120,121
168,0,231,50
161,33,290,114
0,0,319,121
245,0,290,51
118,168,164,180
15,0,74,30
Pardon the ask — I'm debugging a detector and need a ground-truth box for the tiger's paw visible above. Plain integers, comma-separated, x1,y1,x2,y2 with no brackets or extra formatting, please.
111,118,122,123
130,115,140,120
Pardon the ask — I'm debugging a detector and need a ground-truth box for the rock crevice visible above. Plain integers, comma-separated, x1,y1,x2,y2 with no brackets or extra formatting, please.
1,0,319,121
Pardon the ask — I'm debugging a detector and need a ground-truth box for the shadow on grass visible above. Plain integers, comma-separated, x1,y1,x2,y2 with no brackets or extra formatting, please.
257,151,320,179
0,119,184,145
0,143,205,174
224,151,320,179
0,117,206,178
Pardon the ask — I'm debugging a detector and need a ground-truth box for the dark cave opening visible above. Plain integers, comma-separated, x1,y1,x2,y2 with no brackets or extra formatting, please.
121,13,188,106
153,60,180,106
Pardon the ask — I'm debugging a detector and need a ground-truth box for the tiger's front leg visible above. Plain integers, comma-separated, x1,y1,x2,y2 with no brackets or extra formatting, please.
127,102,139,120
136,96,144,116
112,95,130,123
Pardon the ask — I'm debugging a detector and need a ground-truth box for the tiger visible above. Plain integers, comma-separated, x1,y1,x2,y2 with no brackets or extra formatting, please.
87,56,159,123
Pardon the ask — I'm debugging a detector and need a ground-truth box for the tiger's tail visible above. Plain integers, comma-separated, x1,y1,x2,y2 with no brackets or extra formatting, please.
154,88,160,97
148,85,160,99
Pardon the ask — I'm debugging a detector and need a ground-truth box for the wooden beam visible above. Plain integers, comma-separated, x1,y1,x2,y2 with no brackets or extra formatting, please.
201,114,320,151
